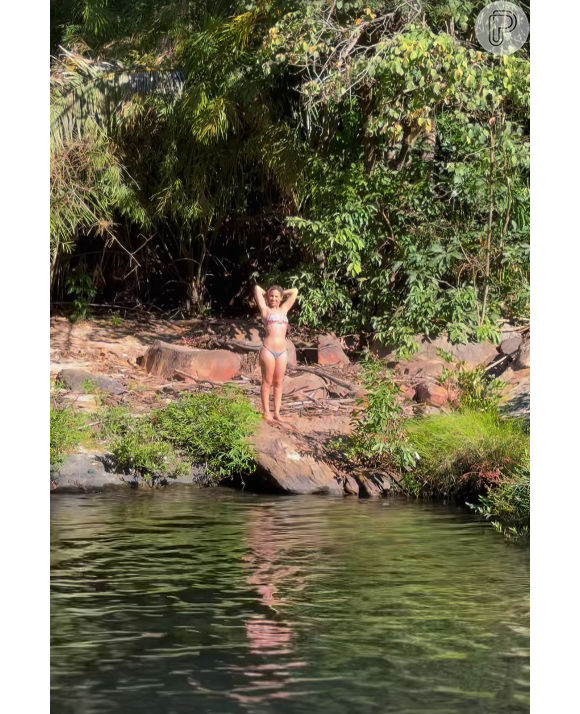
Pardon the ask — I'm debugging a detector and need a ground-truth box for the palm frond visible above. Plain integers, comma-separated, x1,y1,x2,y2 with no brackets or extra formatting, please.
50,49,185,146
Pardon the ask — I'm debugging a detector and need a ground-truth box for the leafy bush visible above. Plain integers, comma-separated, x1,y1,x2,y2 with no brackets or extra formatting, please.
50,403,87,468
333,355,417,473
65,264,96,322
437,361,504,413
155,390,261,480
110,420,189,481
96,391,260,482
469,471,530,540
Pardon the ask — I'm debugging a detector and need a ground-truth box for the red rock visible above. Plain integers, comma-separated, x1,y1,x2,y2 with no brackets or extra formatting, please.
400,386,417,400
344,475,359,495
141,340,241,382
317,334,350,367
397,359,447,379
357,471,394,498
227,321,263,343
414,382,449,407
250,422,343,494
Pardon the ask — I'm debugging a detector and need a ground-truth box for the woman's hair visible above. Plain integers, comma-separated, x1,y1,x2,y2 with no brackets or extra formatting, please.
267,284,284,296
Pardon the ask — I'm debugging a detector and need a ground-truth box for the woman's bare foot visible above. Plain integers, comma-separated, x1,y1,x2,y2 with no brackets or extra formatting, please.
263,412,275,423
273,413,288,423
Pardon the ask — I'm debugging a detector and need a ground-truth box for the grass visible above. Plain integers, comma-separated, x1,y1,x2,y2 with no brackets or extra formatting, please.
50,403,88,468
402,410,530,538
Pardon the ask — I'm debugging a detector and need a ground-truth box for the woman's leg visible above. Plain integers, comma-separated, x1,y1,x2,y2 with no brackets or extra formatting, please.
259,348,276,421
272,351,288,421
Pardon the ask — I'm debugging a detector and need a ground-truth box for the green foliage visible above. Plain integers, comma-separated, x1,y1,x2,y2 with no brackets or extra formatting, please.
96,391,260,482
65,264,97,321
154,390,261,480
468,471,530,540
455,366,504,413
50,403,87,467
403,411,529,503
335,355,417,472
110,420,189,481
96,406,188,481
50,0,529,342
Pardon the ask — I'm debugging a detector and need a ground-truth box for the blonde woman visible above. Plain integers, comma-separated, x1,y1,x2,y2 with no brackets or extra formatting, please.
253,284,298,422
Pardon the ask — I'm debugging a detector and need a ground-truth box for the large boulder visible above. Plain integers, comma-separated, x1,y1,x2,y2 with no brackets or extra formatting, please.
141,340,241,381
56,369,126,395
371,334,498,368
250,422,343,494
317,335,350,367
282,373,327,400
396,359,448,379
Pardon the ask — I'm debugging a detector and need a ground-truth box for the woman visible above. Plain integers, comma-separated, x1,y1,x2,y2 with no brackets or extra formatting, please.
254,284,298,422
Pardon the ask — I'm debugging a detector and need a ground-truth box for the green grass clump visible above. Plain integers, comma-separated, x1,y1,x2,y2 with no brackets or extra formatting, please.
404,411,529,497
50,403,87,468
403,410,530,538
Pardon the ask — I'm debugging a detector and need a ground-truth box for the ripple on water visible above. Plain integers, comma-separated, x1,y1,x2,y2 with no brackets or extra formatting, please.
51,490,529,714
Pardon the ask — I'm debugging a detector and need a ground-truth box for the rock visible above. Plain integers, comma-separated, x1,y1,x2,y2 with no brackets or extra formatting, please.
400,385,417,401
282,373,327,400
397,359,447,379
371,334,498,368
141,340,241,381
499,336,522,356
52,454,124,492
344,475,359,495
295,343,318,364
50,361,92,374
56,369,126,395
285,339,298,368
226,321,263,343
514,339,530,370
52,453,209,492
317,335,350,367
414,382,449,408
500,368,530,419
250,422,343,495
61,393,100,412
357,471,394,498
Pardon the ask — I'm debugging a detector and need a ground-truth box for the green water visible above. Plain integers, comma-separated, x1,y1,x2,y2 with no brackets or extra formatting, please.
51,490,529,714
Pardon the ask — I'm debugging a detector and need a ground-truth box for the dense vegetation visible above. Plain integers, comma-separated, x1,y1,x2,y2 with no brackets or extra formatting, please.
50,0,529,347
50,390,261,482
335,354,529,538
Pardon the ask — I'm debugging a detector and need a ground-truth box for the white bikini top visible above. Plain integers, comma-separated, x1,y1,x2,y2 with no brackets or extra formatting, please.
265,313,288,325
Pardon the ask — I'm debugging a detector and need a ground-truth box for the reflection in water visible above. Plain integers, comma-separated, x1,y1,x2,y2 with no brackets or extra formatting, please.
51,490,529,714
228,506,309,705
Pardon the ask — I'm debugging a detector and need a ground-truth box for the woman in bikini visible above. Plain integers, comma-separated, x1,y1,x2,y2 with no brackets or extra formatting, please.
254,284,298,423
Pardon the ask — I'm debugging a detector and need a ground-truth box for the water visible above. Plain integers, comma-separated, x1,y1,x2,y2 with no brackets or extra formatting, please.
51,490,529,714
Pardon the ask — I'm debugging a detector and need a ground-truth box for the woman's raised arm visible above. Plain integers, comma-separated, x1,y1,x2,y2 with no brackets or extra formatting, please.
281,288,298,313
254,284,268,313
